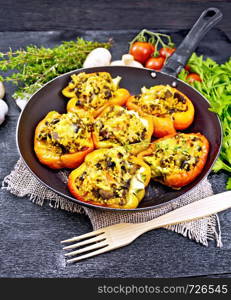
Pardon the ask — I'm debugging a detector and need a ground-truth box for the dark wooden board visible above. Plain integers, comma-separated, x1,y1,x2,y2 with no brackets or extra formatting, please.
0,173,231,278
0,1,231,277
0,0,230,38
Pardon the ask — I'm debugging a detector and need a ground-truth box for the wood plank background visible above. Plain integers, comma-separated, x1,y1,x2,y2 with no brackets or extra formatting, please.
0,0,230,36
0,0,231,279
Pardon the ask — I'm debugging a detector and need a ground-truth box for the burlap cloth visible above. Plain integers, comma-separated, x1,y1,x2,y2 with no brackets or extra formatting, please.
2,157,222,247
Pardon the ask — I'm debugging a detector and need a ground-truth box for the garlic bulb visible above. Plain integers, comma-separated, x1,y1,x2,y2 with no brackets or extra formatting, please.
110,54,143,68
0,81,5,99
83,48,112,68
0,99,8,125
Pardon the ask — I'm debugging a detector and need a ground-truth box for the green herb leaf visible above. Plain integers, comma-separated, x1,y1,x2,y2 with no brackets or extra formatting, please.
226,177,231,190
179,54,231,189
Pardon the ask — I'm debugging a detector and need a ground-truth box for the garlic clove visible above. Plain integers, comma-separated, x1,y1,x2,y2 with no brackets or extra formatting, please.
122,54,135,65
129,60,144,68
110,60,124,66
16,98,28,110
0,82,5,99
110,53,144,68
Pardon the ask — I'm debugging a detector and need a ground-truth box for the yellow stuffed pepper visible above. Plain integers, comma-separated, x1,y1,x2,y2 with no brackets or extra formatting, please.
126,85,195,138
62,72,130,118
34,111,94,169
93,105,153,154
68,147,151,209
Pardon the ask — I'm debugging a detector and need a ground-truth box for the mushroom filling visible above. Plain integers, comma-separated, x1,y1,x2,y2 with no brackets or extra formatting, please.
143,133,203,179
74,148,146,205
94,106,148,145
37,112,92,154
67,72,121,110
132,85,188,117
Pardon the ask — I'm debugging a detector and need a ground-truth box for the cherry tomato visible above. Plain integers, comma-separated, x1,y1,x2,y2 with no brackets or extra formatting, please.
184,64,191,72
186,73,202,83
159,47,176,58
145,56,165,71
129,42,155,64
149,43,155,53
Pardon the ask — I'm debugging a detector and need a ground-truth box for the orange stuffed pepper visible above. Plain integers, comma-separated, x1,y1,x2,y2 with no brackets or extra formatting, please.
126,85,195,137
34,111,94,169
93,105,153,154
68,147,151,209
62,72,130,118
138,133,209,189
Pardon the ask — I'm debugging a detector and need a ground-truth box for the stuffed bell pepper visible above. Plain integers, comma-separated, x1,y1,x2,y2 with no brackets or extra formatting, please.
34,111,94,169
62,72,130,118
126,85,195,137
93,105,153,154
138,133,209,189
68,147,151,209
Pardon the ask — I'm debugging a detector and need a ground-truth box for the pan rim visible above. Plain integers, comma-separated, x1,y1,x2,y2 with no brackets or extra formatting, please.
16,65,223,212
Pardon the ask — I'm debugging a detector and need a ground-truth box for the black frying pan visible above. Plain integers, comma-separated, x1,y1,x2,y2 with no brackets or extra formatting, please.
17,8,223,212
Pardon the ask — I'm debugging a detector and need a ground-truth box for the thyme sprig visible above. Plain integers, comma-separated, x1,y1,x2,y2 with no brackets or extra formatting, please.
0,38,111,100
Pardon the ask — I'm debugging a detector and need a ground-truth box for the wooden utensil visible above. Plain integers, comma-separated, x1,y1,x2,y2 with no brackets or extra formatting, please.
61,191,231,263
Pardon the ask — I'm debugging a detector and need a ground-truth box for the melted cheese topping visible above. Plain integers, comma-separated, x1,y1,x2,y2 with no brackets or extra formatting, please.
143,133,203,179
94,105,148,145
132,85,188,117
74,148,146,206
37,112,92,154
66,72,121,111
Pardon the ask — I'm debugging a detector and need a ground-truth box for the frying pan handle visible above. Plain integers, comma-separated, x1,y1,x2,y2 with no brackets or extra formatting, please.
162,7,223,77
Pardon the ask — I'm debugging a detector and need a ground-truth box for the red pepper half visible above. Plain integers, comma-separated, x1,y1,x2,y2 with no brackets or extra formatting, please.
138,133,209,189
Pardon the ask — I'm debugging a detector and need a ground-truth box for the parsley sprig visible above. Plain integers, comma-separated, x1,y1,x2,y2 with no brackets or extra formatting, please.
178,53,231,189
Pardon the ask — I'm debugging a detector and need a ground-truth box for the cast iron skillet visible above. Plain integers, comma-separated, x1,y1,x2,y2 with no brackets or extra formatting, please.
17,8,223,212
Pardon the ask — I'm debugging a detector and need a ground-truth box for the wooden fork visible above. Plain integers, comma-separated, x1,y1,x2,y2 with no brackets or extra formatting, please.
61,191,231,263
